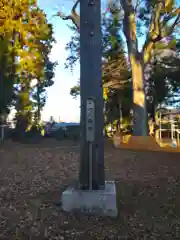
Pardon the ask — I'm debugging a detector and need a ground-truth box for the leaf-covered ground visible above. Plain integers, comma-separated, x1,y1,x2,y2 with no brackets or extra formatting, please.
0,140,180,239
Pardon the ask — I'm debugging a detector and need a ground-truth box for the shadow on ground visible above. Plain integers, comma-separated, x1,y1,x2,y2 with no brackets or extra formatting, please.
0,140,180,239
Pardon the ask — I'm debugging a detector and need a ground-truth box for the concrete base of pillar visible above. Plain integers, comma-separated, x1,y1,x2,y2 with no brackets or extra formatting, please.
61,180,117,217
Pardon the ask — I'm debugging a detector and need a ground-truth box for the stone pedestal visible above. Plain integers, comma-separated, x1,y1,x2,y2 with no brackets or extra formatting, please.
61,181,117,217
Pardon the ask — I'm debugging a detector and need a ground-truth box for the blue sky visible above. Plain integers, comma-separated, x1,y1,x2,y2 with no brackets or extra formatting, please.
39,0,80,122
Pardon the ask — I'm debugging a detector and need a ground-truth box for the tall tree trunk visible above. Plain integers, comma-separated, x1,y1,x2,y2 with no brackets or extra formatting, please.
130,54,148,136
120,0,148,136
37,83,41,123
119,0,179,137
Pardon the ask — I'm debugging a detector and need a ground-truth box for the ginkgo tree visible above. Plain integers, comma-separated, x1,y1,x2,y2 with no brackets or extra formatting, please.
0,37,15,122
0,0,56,130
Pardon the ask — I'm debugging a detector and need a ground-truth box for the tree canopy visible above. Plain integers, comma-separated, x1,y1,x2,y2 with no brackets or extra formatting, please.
0,0,57,130
53,0,180,135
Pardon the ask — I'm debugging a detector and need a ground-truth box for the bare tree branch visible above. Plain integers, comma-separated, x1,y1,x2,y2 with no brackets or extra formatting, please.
142,0,180,64
54,0,80,31
120,0,139,54
161,7,180,28
143,3,180,65
143,2,171,65
135,0,143,12
168,13,180,32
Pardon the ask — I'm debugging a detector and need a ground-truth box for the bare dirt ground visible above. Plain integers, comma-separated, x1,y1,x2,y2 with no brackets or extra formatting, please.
0,139,180,239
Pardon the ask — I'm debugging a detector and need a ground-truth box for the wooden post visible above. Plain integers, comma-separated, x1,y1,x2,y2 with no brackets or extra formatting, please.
79,0,105,190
